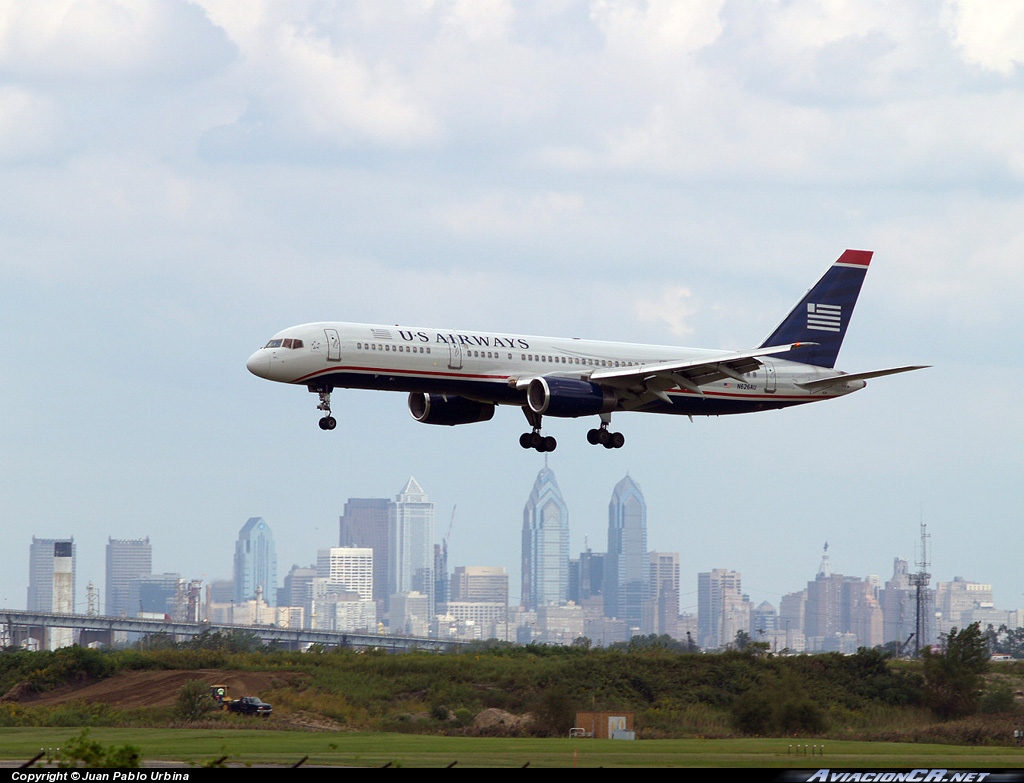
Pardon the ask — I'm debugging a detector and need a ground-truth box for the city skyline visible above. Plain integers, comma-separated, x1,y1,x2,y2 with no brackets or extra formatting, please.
12,469,1022,651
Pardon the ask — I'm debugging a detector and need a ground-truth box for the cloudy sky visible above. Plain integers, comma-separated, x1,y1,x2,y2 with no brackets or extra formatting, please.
2,0,1023,627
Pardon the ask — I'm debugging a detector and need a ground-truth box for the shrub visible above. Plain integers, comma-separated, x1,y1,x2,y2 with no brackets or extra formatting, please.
175,679,219,722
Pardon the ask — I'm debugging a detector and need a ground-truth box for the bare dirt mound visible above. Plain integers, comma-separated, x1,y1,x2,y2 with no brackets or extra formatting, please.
9,670,297,709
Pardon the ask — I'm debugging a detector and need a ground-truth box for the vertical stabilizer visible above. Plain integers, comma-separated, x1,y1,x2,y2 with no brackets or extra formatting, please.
759,249,872,368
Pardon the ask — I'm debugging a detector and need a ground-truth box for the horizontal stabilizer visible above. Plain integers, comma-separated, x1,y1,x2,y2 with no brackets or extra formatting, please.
796,365,929,390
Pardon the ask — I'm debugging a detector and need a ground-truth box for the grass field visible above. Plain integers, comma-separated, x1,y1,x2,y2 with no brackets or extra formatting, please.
1,729,1023,768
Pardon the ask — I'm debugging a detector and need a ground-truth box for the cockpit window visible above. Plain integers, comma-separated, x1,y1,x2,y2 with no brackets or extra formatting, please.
264,338,304,349
264,339,283,348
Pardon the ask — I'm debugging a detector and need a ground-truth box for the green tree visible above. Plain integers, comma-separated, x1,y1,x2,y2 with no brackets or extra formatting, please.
922,622,990,719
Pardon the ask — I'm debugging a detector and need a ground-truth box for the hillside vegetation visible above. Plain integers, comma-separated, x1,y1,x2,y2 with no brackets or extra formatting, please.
1,627,1022,745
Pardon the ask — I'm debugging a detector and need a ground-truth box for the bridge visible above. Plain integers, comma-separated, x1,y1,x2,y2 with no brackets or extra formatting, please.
1,610,465,653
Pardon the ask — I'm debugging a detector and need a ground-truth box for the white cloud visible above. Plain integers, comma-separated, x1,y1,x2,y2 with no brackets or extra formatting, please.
0,0,234,82
590,0,724,58
436,190,585,237
270,23,439,145
634,285,697,339
944,0,1024,75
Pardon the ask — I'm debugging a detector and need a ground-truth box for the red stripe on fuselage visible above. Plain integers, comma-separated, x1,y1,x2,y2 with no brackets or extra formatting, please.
287,365,824,403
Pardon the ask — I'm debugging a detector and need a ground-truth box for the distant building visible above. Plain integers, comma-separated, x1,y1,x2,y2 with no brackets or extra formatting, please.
697,568,745,650
879,558,915,648
441,602,508,641
105,537,152,617
388,478,435,612
339,498,390,608
804,545,884,651
27,536,75,614
129,573,181,618
649,552,681,639
279,564,317,622
750,601,778,640
318,547,374,601
936,577,996,638
311,547,376,632
521,465,569,610
536,603,585,645
605,475,649,634
234,517,278,607
569,544,604,606
389,590,430,637
50,541,75,649
451,566,509,604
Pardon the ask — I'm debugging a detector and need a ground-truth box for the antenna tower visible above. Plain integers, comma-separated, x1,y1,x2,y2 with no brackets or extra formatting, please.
908,521,931,657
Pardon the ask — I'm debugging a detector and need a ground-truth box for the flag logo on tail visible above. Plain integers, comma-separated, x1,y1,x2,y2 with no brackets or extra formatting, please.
807,303,841,332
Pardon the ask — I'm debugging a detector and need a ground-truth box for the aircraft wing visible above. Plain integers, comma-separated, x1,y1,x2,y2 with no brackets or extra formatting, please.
586,342,817,402
795,365,930,391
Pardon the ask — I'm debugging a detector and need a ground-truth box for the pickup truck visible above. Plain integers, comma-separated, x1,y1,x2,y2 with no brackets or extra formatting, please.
227,696,273,716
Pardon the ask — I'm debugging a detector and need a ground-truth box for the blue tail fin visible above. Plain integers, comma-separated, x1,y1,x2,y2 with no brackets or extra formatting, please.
759,249,872,368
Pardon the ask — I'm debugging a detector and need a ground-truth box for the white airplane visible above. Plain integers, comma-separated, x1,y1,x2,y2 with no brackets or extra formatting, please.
247,249,926,451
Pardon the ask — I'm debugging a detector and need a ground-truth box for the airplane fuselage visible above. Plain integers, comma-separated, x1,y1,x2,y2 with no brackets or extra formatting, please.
246,321,865,418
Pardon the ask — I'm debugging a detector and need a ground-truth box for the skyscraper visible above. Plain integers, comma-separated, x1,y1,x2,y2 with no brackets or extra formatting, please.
319,547,374,601
451,566,509,603
27,537,75,613
339,497,390,607
605,474,649,631
649,552,681,638
521,464,569,610
234,517,278,607
105,537,152,617
388,478,435,610
697,568,745,650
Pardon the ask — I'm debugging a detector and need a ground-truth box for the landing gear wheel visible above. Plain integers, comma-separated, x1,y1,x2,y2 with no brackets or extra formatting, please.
319,416,337,431
519,407,555,453
588,423,624,449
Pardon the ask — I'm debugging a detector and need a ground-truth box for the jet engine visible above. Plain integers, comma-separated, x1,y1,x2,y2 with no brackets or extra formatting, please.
526,377,617,418
408,393,496,426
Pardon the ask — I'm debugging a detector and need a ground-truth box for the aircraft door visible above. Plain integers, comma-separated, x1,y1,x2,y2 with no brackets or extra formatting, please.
448,340,463,370
764,360,777,393
325,328,342,362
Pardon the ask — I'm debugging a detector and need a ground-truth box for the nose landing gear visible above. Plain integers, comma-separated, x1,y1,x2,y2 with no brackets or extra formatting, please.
313,386,337,430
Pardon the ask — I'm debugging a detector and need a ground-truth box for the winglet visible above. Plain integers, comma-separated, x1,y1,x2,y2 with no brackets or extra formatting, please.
759,249,873,368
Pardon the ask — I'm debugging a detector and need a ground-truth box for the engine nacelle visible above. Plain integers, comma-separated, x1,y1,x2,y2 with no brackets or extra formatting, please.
526,377,617,418
408,393,496,426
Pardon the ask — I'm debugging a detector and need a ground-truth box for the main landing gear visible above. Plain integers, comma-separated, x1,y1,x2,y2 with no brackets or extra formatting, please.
519,408,557,452
587,413,625,449
518,410,626,451
313,386,337,430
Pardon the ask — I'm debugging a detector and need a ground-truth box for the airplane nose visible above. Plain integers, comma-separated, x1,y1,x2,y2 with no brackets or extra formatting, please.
246,350,270,379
